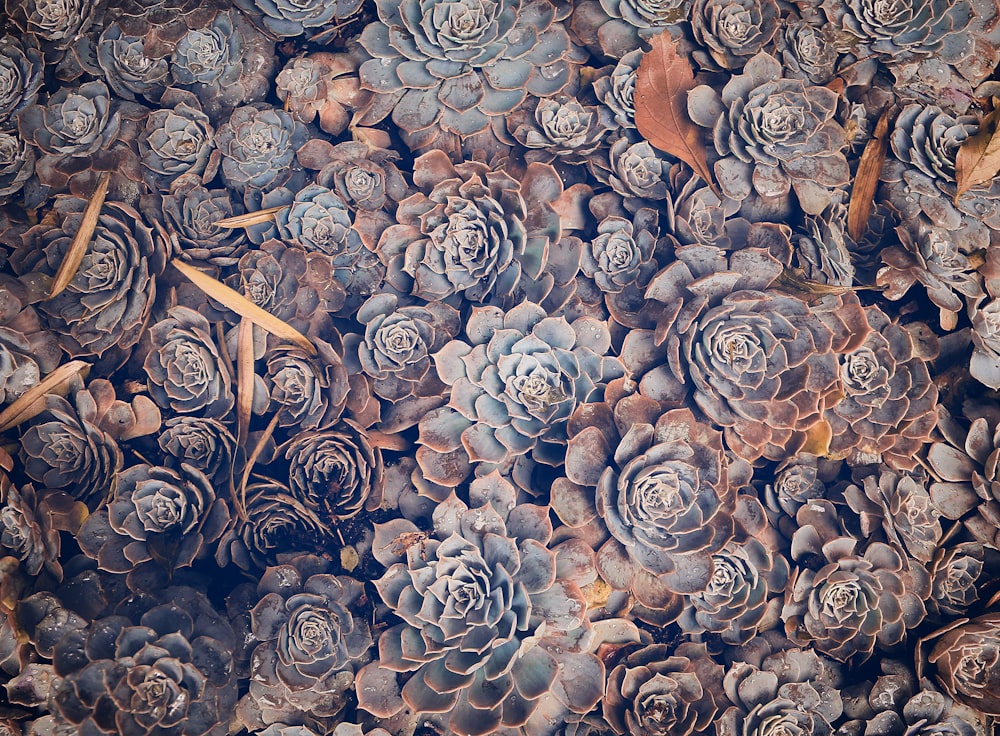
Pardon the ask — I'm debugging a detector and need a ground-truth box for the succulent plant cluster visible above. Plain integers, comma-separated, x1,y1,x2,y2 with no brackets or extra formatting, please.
3,1,1000,736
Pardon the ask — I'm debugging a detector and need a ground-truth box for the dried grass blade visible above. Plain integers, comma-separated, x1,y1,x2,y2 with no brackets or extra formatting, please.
171,259,317,356
234,411,281,522
847,110,889,243
213,205,287,229
49,172,110,298
0,360,91,433
236,317,254,448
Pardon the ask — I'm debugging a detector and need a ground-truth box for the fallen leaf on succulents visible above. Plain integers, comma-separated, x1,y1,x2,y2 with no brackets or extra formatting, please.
236,317,254,448
213,205,287,229
635,31,719,197
340,545,360,572
956,101,1000,201
49,172,110,299
0,360,91,433
171,259,317,356
42,492,89,534
801,418,833,457
235,412,281,522
848,110,890,242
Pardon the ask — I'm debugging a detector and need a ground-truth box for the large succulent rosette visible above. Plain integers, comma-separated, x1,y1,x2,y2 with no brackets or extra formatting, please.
417,301,623,488
0,274,60,404
0,35,43,124
378,151,563,307
11,198,164,363
688,52,850,215
239,557,372,728
926,614,1000,715
357,476,603,736
358,0,585,155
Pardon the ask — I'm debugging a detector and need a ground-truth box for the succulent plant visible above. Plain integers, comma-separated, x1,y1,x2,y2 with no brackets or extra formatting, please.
138,88,216,192
357,477,603,736
593,49,642,129
783,501,930,663
234,0,364,37
604,641,728,736
95,22,170,102
152,178,248,266
239,557,372,728
688,52,850,215
216,103,308,193
0,481,83,579
0,35,44,124
417,301,623,487
264,336,349,431
0,274,60,404
774,20,839,84
358,0,586,156
144,305,234,420
926,614,1000,716
4,0,100,50
11,197,164,362
158,416,236,484
690,0,780,69
0,128,35,201
275,52,372,136
570,0,686,58
589,136,673,211
507,95,616,165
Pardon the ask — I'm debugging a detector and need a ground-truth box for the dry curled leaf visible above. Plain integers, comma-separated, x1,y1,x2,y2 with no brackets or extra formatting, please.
0,361,91,433
49,172,110,299
634,31,719,196
213,205,287,230
956,100,1000,201
171,259,317,356
848,109,889,242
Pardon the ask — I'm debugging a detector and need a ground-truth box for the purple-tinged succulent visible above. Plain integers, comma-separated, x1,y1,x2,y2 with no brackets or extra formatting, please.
926,542,990,621
76,463,229,584
264,337,349,431
17,79,119,158
507,95,616,165
688,52,850,215
604,641,728,736
570,0,686,58
0,128,35,201
144,305,234,420
358,0,585,156
216,104,308,193
12,198,163,362
234,0,364,37
153,178,248,266
158,416,236,484
137,88,216,192
783,500,930,663
275,52,372,136
357,476,604,736
718,636,845,736
843,469,942,563
109,0,232,53
590,136,673,212
377,151,563,306
0,482,82,579
593,49,642,129
344,293,461,432
0,274,60,404
926,614,1000,715
275,184,361,257
3,0,100,50
284,420,383,524
775,20,839,84
690,0,781,70
239,557,372,728
823,305,939,469
215,480,337,572
417,301,623,487
96,22,170,102
168,11,276,123
0,35,44,124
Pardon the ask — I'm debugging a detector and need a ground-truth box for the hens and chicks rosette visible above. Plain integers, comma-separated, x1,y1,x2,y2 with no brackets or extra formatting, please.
3,0,1000,735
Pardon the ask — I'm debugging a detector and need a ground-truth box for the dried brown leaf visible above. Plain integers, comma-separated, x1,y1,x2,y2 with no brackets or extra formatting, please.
956,102,1000,201
49,172,110,298
236,317,254,448
848,110,889,243
41,492,89,534
634,31,719,196
0,361,91,433
801,418,833,457
170,259,317,356
213,205,287,230
234,411,281,522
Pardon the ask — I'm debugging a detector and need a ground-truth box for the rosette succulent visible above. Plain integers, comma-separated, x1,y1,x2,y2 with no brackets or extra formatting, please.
22,585,238,736
604,642,728,736
240,558,372,727
0,35,44,124
4,0,99,49
76,462,229,582
154,180,248,266
137,88,216,191
357,477,603,736
688,52,850,215
783,502,930,662
11,197,164,361
0,274,60,404
96,22,170,102
690,0,781,69
158,417,236,484
276,184,362,256
358,0,585,155
378,151,563,306
144,306,235,420
417,301,623,487
0,128,35,201
216,104,308,192
590,136,673,211
234,0,365,37
507,95,616,165
926,614,1000,715
264,337,349,431
275,52,372,136
0,482,80,579
284,420,384,523
775,20,839,84
593,49,641,129
570,0,686,58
